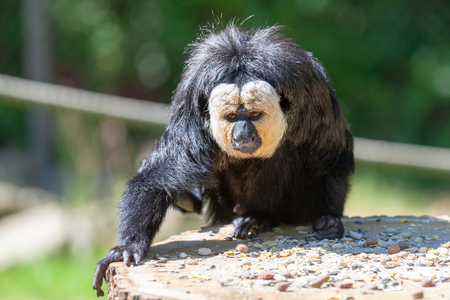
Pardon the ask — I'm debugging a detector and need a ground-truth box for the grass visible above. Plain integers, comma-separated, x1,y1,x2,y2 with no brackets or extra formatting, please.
0,250,103,300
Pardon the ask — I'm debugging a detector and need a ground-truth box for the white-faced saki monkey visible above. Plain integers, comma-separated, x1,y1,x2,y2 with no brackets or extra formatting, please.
93,25,354,296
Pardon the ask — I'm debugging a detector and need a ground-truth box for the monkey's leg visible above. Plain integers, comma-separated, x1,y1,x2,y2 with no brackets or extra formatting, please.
306,175,349,240
93,178,171,296
93,124,214,296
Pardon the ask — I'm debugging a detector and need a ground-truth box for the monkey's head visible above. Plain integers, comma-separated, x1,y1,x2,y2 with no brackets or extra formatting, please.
171,25,347,160
208,80,287,159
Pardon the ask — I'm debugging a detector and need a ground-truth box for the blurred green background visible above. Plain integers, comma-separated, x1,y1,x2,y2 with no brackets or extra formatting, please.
0,0,449,299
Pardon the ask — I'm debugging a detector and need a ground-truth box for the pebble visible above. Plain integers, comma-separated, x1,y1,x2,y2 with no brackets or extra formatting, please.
139,220,450,298
334,280,353,288
275,282,289,291
332,243,344,249
411,290,424,299
349,231,363,240
414,237,424,243
418,247,428,253
198,248,211,256
388,244,400,254
385,227,397,233
379,239,394,248
280,270,291,278
365,238,378,246
310,274,329,288
400,232,412,238
260,271,276,280
398,240,409,250
420,278,433,287
235,244,249,253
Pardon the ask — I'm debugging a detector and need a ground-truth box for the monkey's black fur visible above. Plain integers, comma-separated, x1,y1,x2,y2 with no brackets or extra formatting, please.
93,25,354,296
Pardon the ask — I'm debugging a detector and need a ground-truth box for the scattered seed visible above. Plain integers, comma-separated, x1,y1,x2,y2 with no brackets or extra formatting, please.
198,248,211,256
253,243,264,249
185,259,198,265
240,261,252,267
274,274,287,281
437,247,449,255
365,283,378,290
338,260,348,267
179,252,187,259
235,244,249,253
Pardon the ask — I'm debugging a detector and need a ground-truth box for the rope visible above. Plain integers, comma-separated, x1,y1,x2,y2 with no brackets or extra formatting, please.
0,74,170,126
1,73,450,172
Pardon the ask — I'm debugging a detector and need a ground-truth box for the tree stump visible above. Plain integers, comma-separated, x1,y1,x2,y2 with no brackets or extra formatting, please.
104,216,450,300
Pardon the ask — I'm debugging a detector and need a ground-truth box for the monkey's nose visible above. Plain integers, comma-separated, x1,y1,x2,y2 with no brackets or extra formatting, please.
231,121,262,153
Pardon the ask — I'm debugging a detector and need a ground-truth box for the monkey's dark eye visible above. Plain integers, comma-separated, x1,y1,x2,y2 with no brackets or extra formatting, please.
226,112,238,120
249,111,262,119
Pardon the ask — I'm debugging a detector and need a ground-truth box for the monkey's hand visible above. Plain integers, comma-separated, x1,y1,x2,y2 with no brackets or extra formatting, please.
93,243,147,297
313,215,344,240
232,213,272,239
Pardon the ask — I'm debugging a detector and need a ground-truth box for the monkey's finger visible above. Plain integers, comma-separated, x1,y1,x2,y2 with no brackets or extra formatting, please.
123,250,133,267
315,218,344,240
242,218,258,238
93,263,107,296
248,223,265,239
133,252,142,265
234,218,258,239
232,223,249,239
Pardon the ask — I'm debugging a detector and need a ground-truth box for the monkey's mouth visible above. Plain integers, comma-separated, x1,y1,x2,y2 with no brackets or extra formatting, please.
231,137,262,154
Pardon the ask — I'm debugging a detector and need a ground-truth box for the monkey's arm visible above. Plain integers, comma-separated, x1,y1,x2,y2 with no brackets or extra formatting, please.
93,125,214,296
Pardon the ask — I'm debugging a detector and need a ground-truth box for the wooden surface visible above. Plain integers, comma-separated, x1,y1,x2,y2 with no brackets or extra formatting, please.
104,216,450,300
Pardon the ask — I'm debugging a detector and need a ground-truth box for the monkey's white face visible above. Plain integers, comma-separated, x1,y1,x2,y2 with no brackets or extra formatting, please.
208,81,288,159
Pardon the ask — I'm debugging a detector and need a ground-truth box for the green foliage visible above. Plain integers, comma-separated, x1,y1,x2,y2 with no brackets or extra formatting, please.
43,0,450,147
1,0,450,147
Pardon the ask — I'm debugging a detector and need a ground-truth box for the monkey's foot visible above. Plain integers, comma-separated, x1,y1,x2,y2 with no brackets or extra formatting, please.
313,215,344,240
232,215,270,239
93,244,147,297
